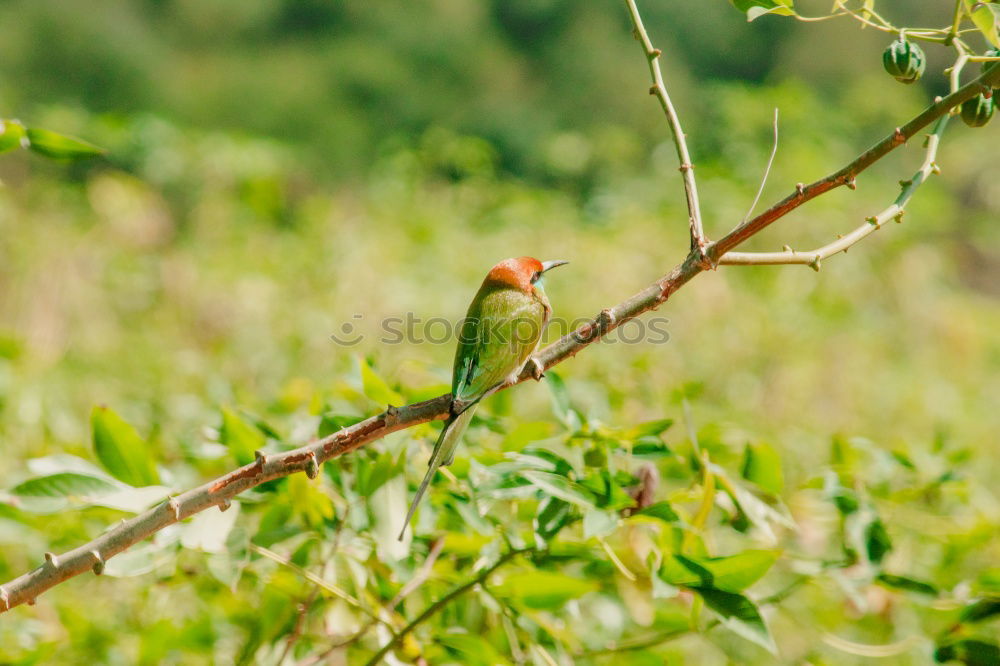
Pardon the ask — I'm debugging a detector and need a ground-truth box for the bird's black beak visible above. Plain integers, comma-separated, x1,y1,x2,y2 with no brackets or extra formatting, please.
541,259,569,273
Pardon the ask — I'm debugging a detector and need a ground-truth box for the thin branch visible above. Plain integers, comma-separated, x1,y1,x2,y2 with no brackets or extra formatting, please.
741,108,780,225
720,54,968,268
250,544,386,626
2,12,999,618
319,537,446,656
720,114,947,268
709,61,1000,262
278,587,319,665
362,548,529,666
624,0,708,258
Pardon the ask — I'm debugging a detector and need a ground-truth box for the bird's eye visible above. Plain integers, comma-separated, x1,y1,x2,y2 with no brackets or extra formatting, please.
530,271,541,284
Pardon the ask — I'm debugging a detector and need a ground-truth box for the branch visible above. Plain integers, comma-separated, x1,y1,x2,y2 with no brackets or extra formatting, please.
624,0,708,258
362,548,529,666
720,114,947,268
3,15,999,617
708,62,1000,262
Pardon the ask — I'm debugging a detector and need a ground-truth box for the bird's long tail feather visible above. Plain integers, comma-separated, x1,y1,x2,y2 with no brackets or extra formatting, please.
398,405,477,540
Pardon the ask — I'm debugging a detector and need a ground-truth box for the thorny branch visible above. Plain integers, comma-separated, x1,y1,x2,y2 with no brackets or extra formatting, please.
625,0,708,260
2,2,1000,630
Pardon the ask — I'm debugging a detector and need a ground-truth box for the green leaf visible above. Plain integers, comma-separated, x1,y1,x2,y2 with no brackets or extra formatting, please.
545,371,579,428
865,518,892,564
729,0,796,21
741,443,784,495
520,470,596,508
636,501,680,524
494,570,599,609
91,406,160,487
534,496,574,543
966,0,1000,48
935,639,1000,665
0,120,25,153
25,127,104,159
11,472,167,514
12,473,118,512
960,598,1000,624
625,419,674,440
356,451,401,496
660,550,779,593
220,408,266,466
583,508,619,539
695,587,776,653
12,472,117,498
359,358,404,406
437,632,512,666
875,574,938,597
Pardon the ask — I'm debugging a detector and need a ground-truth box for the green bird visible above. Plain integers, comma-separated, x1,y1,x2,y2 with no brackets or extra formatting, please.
399,256,569,539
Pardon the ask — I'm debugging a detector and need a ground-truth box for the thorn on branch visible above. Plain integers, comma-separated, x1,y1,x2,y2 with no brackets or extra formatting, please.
782,245,793,253
795,183,805,196
899,178,912,187
892,127,906,145
845,178,857,190
895,211,906,223
599,308,616,332
678,163,694,173
44,552,58,568
254,450,267,469
167,496,182,521
26,598,35,606
527,357,545,381
305,451,320,479
648,85,657,96
0,586,8,611
809,256,822,272
651,48,661,58
865,215,880,227
91,551,104,576
384,405,400,427
218,498,232,512
931,163,941,175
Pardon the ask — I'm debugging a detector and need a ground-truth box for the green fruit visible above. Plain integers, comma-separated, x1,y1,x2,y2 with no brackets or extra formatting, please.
960,93,994,128
882,39,926,84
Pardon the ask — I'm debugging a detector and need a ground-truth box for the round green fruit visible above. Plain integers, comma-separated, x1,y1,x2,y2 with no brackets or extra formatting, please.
960,93,994,128
882,39,926,84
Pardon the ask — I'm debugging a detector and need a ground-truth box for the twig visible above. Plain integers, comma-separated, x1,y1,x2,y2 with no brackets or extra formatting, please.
624,0,708,259
720,54,968,268
278,587,318,665
2,13,999,617
709,61,999,263
720,114,947,268
320,537,446,656
250,544,384,625
362,548,529,666
742,108,780,225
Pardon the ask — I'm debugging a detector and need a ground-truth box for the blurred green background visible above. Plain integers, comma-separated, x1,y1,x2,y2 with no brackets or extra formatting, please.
2,1,1000,664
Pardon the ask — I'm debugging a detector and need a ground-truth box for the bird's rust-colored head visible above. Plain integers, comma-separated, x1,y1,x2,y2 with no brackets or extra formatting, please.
483,256,569,293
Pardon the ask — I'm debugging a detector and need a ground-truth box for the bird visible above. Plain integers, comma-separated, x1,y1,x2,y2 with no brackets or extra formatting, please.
399,256,569,539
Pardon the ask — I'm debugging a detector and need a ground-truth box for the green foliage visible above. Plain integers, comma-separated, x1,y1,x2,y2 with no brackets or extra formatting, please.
90,406,160,487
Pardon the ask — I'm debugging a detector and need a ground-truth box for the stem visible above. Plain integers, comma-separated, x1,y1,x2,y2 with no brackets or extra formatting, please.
623,0,707,257
362,548,528,666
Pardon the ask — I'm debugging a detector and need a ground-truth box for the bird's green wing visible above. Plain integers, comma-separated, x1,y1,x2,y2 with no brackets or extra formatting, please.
453,287,546,403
